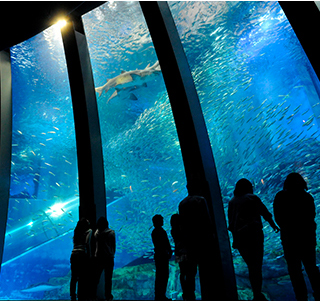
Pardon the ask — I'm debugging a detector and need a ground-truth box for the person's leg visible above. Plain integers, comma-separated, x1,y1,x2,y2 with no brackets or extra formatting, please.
240,249,263,299
301,243,320,300
238,236,265,300
154,258,161,300
104,258,114,300
180,259,197,300
70,254,79,300
179,262,187,297
86,257,97,300
94,258,104,300
155,257,169,300
283,245,308,301
78,254,93,301
198,241,227,301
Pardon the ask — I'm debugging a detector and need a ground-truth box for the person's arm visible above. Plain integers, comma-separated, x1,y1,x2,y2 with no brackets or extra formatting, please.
258,196,280,232
86,229,93,258
151,230,156,248
111,230,116,254
308,193,316,220
268,217,280,232
167,238,173,259
273,192,285,229
228,200,235,233
164,230,172,258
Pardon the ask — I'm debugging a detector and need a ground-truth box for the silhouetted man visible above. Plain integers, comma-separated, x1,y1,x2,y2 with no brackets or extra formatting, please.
178,180,218,300
274,172,320,300
170,213,196,300
151,214,172,301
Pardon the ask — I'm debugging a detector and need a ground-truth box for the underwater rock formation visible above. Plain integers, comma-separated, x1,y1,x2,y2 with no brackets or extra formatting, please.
40,258,319,300
111,261,193,300
43,271,71,300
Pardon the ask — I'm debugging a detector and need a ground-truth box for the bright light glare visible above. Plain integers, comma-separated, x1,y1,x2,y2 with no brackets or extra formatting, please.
46,202,66,217
107,1,117,9
57,19,67,29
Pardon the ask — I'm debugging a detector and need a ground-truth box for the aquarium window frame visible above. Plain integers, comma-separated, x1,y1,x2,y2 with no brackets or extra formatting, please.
140,2,238,300
279,1,320,82
0,50,12,274
60,15,106,227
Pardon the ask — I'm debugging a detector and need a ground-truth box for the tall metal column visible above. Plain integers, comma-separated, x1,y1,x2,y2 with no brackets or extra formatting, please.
61,16,106,226
140,2,238,300
0,50,12,273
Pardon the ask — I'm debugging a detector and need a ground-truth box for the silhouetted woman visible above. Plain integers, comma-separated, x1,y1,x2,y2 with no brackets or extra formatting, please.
94,217,116,301
70,218,92,300
274,172,320,300
228,178,279,301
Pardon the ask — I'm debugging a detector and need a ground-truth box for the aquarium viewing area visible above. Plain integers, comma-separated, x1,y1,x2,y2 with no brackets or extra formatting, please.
1,1,320,300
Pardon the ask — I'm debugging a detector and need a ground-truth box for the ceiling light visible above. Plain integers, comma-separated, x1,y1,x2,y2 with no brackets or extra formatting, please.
56,19,67,29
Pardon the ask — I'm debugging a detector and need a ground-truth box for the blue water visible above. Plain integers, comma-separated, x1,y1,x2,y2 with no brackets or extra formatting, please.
1,1,320,300
0,25,79,300
170,1,320,299
82,1,188,270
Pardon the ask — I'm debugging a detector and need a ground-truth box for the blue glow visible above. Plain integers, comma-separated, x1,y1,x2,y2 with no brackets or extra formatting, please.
170,1,320,300
1,1,320,301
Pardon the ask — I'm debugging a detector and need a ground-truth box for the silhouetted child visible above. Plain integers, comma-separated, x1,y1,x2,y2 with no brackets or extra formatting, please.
228,178,279,301
70,218,92,301
151,214,172,301
94,217,116,301
274,172,320,300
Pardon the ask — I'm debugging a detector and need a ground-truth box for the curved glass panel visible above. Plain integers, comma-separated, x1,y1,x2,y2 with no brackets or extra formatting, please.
82,2,187,300
169,1,320,300
0,25,78,300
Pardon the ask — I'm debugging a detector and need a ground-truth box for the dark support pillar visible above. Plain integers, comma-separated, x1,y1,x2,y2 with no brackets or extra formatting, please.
0,50,12,273
140,2,238,300
279,1,320,82
61,17,106,226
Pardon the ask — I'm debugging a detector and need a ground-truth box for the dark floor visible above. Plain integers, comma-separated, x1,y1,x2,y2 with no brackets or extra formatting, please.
236,272,315,301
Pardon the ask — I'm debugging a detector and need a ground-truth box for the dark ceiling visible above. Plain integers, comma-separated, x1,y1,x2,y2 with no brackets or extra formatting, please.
0,1,104,51
1,1,320,84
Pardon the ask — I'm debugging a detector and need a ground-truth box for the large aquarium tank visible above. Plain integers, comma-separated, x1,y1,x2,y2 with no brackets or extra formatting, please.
168,1,320,300
0,1,320,300
0,24,79,300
